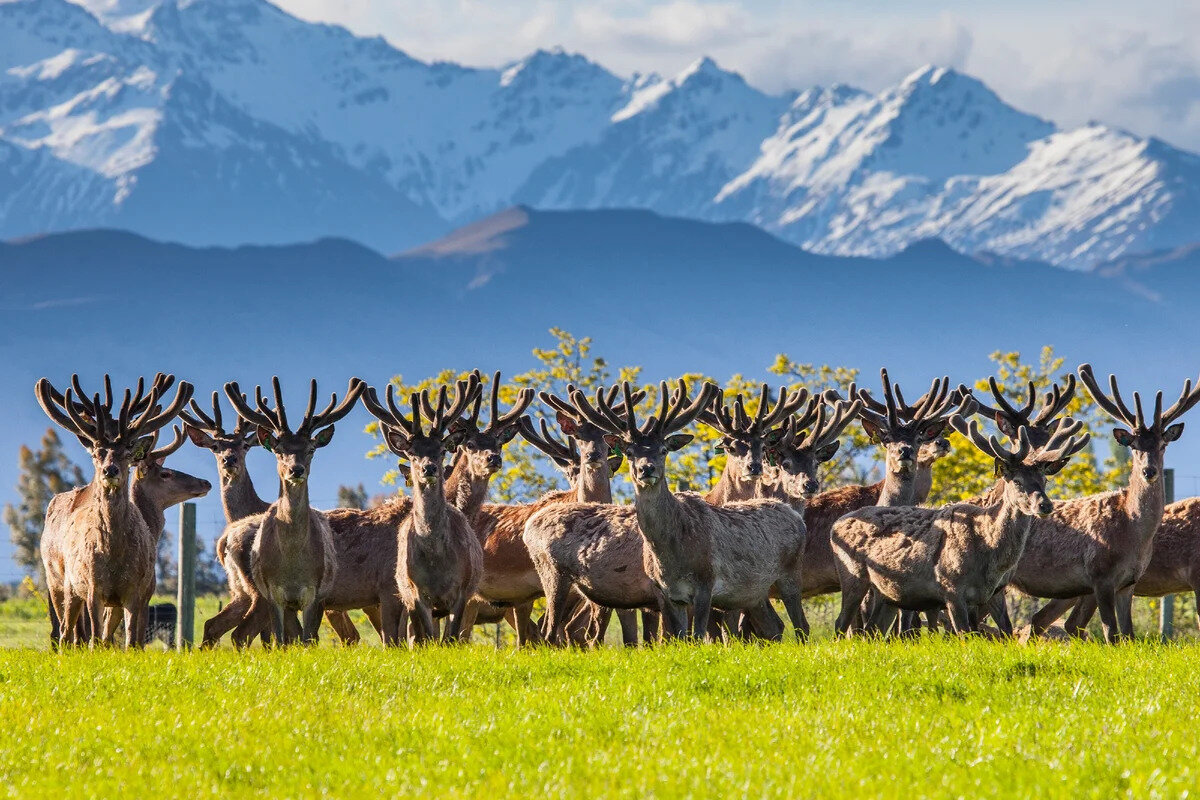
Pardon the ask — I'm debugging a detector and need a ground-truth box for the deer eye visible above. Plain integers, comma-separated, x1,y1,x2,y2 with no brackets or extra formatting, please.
161,470,173,478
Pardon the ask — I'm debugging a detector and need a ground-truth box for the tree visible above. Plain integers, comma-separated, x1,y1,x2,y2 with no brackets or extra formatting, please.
928,347,1123,505
337,484,369,510
3,429,85,586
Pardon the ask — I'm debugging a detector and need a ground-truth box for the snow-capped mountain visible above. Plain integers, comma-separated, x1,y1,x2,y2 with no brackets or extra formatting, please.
2,0,1200,266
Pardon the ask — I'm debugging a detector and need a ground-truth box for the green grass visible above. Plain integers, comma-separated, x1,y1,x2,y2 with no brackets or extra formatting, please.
0,640,1197,798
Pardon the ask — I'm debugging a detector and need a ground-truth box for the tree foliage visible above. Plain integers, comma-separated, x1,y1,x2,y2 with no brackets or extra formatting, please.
928,347,1123,505
337,484,370,510
3,429,84,585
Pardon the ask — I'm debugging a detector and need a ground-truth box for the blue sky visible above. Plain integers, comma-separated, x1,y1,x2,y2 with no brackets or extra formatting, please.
273,0,1200,151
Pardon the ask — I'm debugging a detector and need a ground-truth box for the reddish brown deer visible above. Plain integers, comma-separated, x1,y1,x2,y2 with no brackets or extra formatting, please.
701,383,807,505
1004,365,1200,641
832,416,1090,635
361,377,484,643
38,373,192,648
224,377,364,644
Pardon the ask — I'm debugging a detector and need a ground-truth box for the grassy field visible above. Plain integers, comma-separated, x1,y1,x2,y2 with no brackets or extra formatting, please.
0,640,1197,798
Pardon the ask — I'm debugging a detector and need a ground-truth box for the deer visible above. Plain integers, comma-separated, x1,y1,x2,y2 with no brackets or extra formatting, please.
37,373,192,648
361,377,484,643
223,376,365,644
1002,365,1200,642
183,392,365,648
528,379,810,642
831,414,1091,636
700,383,807,505
1040,496,1200,636
795,372,964,614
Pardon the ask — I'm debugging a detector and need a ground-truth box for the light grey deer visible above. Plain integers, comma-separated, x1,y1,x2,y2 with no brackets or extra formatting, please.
832,414,1091,635
38,373,192,648
224,376,365,645
361,376,484,643
700,383,808,505
1003,365,1200,642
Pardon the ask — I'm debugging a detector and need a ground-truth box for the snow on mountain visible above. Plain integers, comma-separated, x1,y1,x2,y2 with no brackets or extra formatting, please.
515,57,792,218
4,0,1200,267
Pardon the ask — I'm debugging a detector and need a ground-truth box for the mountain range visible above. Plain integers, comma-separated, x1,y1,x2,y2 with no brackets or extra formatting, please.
3,0,1200,267
3,206,1200,578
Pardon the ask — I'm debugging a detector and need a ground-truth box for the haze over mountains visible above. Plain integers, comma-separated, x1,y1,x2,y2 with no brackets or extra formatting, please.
2,0,1200,267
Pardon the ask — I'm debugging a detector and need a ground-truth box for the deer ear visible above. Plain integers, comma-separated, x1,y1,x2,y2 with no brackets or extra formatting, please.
257,427,275,452
1041,457,1070,476
556,411,579,436
1164,423,1184,442
444,428,468,451
994,413,1017,439
184,425,217,450
664,434,693,452
383,427,411,457
497,427,519,445
607,452,625,473
313,426,336,448
131,435,155,461
603,434,619,449
1112,427,1136,447
860,417,884,443
396,462,413,485
816,441,840,462
993,457,1009,479
918,421,947,442
763,428,786,446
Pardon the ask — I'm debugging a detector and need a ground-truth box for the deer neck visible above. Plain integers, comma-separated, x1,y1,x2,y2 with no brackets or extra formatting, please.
1123,453,1166,545
130,475,166,539
704,467,757,506
575,463,613,504
411,477,450,536
222,469,268,523
444,453,490,518
274,480,311,536
876,468,916,507
633,478,686,557
911,461,936,504
983,485,1035,555
90,473,134,535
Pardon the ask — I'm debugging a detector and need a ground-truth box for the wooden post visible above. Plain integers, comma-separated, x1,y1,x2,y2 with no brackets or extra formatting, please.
177,502,197,650
1160,469,1175,642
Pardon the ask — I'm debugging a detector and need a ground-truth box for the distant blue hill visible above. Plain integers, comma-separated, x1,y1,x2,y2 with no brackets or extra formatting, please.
2,208,1198,579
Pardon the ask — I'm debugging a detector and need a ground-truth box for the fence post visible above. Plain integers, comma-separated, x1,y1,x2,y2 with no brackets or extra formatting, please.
1160,469,1175,642
177,502,196,650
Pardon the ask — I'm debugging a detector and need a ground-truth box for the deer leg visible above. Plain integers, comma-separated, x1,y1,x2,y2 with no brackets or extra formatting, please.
1116,587,1136,639
641,610,661,644
63,593,84,648
615,609,639,647
123,603,143,650
379,595,404,646
540,571,575,647
743,601,784,642
691,585,714,642
985,590,1012,634
409,603,437,645
776,579,809,642
660,598,688,641
835,575,870,637
301,600,324,644
1063,596,1096,636
324,610,359,645
1031,597,1075,634
202,596,251,649
589,605,613,646
944,598,973,635
1093,585,1121,644
444,595,471,642
232,600,270,649
868,602,898,638
268,602,288,647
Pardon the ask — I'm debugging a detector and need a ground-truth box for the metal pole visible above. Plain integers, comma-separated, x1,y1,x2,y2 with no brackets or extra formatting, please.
177,502,196,650
1160,469,1175,642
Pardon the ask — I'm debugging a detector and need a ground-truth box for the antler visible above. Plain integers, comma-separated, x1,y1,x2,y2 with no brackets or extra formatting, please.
144,425,186,462
180,391,254,438
517,416,577,466
362,375,480,443
568,379,718,439
37,374,191,445
700,383,808,438
225,378,364,436
950,416,1032,464
973,374,1076,437
1079,364,1200,434
796,394,863,451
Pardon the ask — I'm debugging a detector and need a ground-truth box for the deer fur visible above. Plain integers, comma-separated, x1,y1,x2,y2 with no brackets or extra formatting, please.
832,417,1089,635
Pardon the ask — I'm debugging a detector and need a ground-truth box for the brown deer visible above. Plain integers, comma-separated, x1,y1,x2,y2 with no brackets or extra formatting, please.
795,373,963,605
361,377,483,643
530,380,809,642
181,393,365,648
1004,365,1200,641
1041,496,1200,635
700,383,807,505
38,373,192,648
224,377,364,644
832,416,1090,635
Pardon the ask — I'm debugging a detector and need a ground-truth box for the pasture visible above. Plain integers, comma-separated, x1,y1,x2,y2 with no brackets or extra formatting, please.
0,639,1195,798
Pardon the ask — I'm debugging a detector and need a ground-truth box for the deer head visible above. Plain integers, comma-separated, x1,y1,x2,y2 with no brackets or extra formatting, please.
224,377,365,488
181,391,260,488
362,375,480,489
534,385,645,481
133,426,212,507
35,373,194,495
763,393,862,501
517,415,624,486
840,369,966,478
445,370,534,480
1078,365,1200,484
565,379,719,491
951,415,1091,517
700,383,808,484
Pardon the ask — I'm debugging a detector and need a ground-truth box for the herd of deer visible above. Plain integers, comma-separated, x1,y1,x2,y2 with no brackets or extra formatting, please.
32,362,1200,650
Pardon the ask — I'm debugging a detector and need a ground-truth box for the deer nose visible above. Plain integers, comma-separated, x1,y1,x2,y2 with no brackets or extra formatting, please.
487,453,502,469
637,464,657,478
288,465,306,479
103,465,120,479
1038,497,1054,516
199,479,213,492
585,451,603,464
422,464,439,478
1142,466,1158,481
746,462,763,477
898,445,914,461
803,478,819,495
222,455,238,468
